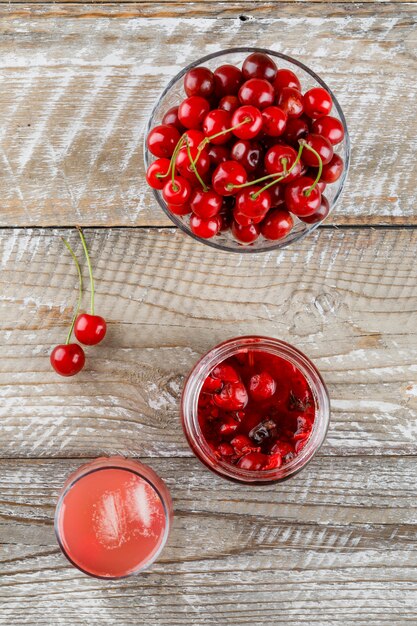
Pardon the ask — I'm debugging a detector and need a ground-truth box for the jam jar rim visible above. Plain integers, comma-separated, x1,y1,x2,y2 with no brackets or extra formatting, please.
181,336,330,484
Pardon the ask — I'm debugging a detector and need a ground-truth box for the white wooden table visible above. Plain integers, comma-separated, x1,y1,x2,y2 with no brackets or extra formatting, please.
1,3,416,624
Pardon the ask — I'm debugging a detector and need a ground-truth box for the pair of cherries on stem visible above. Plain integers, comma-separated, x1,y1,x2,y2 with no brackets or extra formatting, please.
50,228,107,377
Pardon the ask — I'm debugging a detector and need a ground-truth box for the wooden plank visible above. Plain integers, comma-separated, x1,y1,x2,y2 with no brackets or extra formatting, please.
0,227,416,458
0,10,416,226
0,457,416,625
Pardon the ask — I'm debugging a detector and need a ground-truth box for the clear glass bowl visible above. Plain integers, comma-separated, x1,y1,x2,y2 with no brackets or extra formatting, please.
55,456,173,579
144,47,350,253
181,336,330,484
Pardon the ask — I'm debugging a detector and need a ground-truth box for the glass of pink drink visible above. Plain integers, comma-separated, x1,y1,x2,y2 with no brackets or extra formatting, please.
55,457,173,579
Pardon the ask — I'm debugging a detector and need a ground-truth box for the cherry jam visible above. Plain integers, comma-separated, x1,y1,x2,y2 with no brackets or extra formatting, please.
182,337,330,484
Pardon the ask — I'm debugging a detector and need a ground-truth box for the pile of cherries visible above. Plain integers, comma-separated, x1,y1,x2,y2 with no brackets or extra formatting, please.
197,349,315,471
146,52,345,245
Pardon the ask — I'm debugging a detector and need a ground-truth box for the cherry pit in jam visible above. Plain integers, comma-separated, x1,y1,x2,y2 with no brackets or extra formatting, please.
182,336,330,483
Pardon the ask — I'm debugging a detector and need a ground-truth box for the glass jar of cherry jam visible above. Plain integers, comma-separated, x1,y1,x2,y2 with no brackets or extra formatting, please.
181,336,330,484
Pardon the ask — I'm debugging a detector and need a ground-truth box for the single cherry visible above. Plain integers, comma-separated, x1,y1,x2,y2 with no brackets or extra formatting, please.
299,195,330,224
319,153,344,183
303,87,332,118
231,105,263,140
161,106,184,132
74,313,107,346
249,372,276,401
242,52,278,82
162,176,192,205
285,176,322,216
214,64,243,96
301,134,333,167
235,186,271,219
277,87,304,118
218,95,240,113
203,109,233,144
273,68,301,93
175,146,210,182
184,66,215,98
311,115,344,145
237,452,267,471
231,221,261,244
238,78,275,109
190,188,222,219
212,161,248,196
261,106,287,137
213,381,248,410
231,140,263,172
147,124,181,158
146,158,171,190
264,143,301,181
283,117,309,146
261,208,294,240
50,344,85,377
190,214,221,239
178,96,210,129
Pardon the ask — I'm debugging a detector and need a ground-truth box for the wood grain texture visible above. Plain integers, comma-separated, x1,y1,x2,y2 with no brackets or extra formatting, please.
0,8,416,226
0,227,416,458
1,456,416,625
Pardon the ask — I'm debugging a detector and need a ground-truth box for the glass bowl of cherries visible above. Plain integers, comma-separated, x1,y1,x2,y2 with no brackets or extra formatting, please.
144,48,350,253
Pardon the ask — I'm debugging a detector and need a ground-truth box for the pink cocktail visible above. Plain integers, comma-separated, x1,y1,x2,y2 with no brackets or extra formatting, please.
55,457,173,578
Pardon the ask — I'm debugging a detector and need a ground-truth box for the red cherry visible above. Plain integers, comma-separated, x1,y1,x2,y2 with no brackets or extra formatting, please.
184,66,215,98
302,133,333,167
261,208,294,240
237,451,267,470
147,124,181,158
269,183,286,208
238,78,275,109
190,188,222,219
217,442,234,457
207,145,230,167
285,176,322,216
74,313,107,346
273,68,301,93
178,96,210,129
249,372,276,401
161,106,184,132
233,208,264,226
320,153,344,183
277,87,304,118
230,434,256,456
261,106,287,137
231,106,263,140
214,64,243,96
175,146,210,183
218,95,240,113
264,453,283,470
203,109,232,144
50,343,85,377
303,87,332,118
242,52,277,82
264,144,301,181
311,115,344,145
182,129,206,149
213,381,248,410
235,186,271,219
231,220,261,244
211,363,240,383
167,202,191,216
231,140,263,172
283,117,309,146
190,214,221,239
146,158,170,190
162,176,192,205
218,418,239,437
212,161,247,196
299,195,330,224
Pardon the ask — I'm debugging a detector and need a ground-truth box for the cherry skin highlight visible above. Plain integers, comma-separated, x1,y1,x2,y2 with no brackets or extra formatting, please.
74,313,107,346
50,344,85,377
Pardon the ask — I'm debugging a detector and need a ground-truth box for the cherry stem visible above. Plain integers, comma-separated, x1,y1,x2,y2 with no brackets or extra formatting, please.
190,117,252,173
185,137,208,192
300,141,323,196
77,227,95,316
61,237,83,345
251,143,305,199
